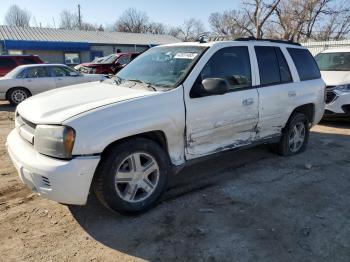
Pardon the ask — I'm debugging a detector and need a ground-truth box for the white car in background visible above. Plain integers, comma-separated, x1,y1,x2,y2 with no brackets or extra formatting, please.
0,64,105,105
315,49,350,117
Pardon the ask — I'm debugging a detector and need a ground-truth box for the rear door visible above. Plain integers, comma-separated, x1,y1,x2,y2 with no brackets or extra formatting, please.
253,45,296,139
23,66,56,94
0,57,17,76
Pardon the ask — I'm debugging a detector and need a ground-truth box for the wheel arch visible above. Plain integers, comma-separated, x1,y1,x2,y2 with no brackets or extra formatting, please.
286,103,315,129
100,130,170,160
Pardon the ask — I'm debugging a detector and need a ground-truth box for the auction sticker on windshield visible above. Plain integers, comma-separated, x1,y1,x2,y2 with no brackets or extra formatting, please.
174,53,199,59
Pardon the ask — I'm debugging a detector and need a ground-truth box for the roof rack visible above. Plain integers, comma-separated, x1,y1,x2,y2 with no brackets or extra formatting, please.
235,37,301,46
205,35,301,46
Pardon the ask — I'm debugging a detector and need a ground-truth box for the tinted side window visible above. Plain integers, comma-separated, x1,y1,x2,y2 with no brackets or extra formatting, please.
275,48,292,83
287,48,321,80
191,46,251,98
0,58,17,68
50,66,71,77
255,46,280,85
27,67,49,78
17,57,37,65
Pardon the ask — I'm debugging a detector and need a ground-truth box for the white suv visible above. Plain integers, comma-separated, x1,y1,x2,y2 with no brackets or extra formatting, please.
6,39,325,214
315,48,350,117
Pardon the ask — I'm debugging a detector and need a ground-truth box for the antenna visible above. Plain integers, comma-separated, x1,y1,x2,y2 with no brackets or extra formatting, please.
78,4,82,30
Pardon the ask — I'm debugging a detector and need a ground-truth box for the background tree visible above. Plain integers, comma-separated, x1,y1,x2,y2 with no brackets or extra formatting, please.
4,5,31,27
209,10,251,38
242,0,281,38
59,10,79,30
171,18,205,41
114,8,149,33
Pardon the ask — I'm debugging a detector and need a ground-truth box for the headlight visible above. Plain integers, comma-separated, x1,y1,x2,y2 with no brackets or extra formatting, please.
34,125,76,159
334,84,350,92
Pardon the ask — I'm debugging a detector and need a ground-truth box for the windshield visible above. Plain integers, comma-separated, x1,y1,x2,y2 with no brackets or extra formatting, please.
117,45,207,88
98,54,117,64
315,52,350,71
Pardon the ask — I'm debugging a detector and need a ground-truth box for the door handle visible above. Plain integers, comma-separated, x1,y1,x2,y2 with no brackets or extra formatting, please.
288,91,296,97
242,98,254,106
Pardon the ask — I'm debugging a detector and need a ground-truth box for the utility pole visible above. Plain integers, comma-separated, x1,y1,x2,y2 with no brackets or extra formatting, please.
78,4,82,30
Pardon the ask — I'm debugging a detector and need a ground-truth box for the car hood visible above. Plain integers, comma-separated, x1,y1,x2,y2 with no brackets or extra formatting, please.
80,63,110,68
17,81,153,124
321,71,350,86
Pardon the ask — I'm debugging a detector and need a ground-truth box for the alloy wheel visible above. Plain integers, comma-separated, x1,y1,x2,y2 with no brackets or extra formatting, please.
115,152,160,203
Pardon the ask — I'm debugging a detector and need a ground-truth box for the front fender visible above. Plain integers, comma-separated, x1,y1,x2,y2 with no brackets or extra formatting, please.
65,87,186,166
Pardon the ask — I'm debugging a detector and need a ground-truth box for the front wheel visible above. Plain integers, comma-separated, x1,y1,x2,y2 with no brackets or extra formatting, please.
276,113,310,156
93,138,170,215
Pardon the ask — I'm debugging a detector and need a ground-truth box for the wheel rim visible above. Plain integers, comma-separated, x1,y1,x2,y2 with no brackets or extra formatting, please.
11,90,27,104
115,152,160,203
288,122,306,153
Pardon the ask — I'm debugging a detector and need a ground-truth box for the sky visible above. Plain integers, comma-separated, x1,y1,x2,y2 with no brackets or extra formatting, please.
0,0,241,30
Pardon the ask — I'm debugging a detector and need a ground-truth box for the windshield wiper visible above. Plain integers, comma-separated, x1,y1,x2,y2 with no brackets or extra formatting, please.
114,76,124,85
127,79,157,91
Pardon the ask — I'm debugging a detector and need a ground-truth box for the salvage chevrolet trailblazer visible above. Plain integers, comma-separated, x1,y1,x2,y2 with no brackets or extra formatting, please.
6,38,326,214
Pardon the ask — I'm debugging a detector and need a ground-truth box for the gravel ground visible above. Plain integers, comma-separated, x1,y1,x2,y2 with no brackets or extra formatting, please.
0,100,349,262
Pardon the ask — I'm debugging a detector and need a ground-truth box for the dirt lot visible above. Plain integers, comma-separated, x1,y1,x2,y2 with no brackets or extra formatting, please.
0,100,349,262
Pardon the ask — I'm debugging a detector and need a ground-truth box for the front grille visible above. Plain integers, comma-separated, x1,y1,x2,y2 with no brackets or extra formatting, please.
16,114,36,144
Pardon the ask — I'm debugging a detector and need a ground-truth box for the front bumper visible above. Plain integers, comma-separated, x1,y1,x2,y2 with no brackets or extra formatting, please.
6,129,100,205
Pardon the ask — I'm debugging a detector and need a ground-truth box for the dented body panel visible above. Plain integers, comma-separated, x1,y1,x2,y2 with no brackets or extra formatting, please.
7,40,325,205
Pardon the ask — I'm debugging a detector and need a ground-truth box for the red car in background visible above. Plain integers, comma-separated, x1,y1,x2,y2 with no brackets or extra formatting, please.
76,52,140,75
0,55,44,76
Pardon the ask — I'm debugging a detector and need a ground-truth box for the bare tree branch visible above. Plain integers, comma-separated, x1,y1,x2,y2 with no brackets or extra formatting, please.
5,5,31,27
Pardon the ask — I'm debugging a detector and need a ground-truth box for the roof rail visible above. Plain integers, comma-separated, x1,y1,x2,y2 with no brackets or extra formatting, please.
235,37,301,46
205,35,301,46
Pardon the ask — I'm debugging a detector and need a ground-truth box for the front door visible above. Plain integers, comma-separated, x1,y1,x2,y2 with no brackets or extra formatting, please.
185,46,259,159
50,66,81,87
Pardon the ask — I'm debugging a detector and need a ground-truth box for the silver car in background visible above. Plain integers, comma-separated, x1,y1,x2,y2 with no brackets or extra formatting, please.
0,64,105,105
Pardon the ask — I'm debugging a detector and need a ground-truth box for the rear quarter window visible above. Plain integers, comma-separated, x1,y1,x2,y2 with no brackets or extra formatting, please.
287,48,321,81
16,57,38,65
0,58,17,68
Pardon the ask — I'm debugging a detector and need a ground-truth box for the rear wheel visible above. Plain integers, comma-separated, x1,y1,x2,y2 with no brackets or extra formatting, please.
276,113,310,156
93,138,170,215
8,87,30,105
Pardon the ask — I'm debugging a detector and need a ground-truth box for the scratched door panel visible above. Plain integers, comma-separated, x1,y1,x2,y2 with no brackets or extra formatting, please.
185,88,259,158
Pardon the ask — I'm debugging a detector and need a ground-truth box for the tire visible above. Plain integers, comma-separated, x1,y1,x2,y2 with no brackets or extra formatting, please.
93,138,170,215
276,113,310,156
8,87,30,105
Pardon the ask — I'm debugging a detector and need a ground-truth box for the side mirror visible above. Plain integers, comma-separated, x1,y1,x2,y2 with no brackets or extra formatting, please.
69,71,79,77
202,78,229,95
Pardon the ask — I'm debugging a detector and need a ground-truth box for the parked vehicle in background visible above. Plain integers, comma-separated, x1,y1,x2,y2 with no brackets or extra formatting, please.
6,39,325,214
315,49,350,118
0,55,43,76
76,52,140,75
0,64,105,105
